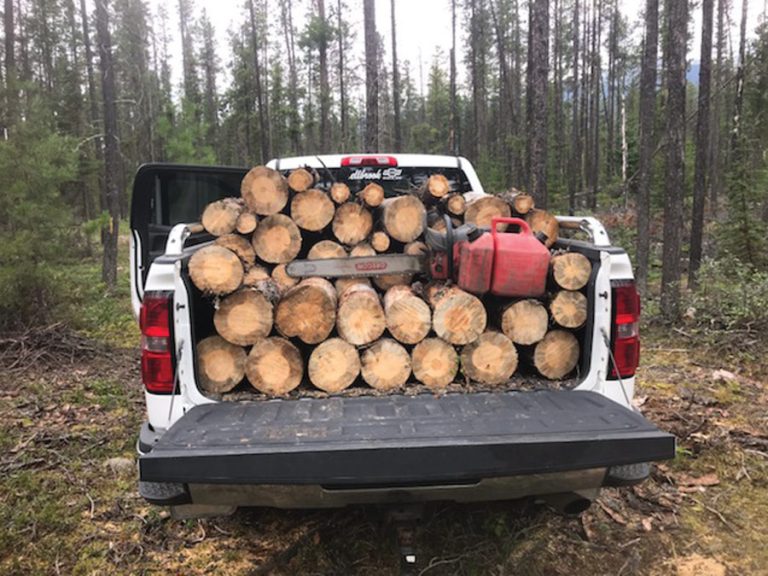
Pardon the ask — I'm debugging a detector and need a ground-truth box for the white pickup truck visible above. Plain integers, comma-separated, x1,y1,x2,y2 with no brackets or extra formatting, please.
130,154,674,518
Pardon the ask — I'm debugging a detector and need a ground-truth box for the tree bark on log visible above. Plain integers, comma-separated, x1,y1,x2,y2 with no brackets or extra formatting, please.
336,282,386,345
241,166,289,215
275,277,337,344
381,194,427,242
235,210,259,234
411,337,459,389
201,197,244,236
444,193,466,216
429,284,487,344
245,337,304,395
526,209,559,247
330,182,351,204
460,331,518,384
308,240,348,260
350,242,376,257
464,195,512,229
287,167,315,192
291,189,335,231
500,299,549,345
333,203,373,245
197,335,246,394
359,182,384,207
550,252,592,290
384,285,431,344
214,289,273,345
189,245,244,295
550,290,588,328
308,337,361,393
361,338,411,390
500,188,535,215
533,330,580,379
251,214,302,263
215,234,256,269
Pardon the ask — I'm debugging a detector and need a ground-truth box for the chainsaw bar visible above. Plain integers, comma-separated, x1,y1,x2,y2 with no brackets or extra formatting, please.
286,255,426,278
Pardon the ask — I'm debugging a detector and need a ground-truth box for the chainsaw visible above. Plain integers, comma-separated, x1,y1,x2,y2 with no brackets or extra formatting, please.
286,215,551,298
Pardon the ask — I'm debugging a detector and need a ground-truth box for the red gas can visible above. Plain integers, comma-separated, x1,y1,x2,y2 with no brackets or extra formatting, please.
455,231,494,295
489,217,550,297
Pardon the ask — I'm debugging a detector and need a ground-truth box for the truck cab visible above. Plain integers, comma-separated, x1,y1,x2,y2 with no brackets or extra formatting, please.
129,155,674,516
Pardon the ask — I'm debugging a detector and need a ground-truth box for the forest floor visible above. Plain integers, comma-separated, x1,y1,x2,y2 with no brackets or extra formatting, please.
1,254,767,575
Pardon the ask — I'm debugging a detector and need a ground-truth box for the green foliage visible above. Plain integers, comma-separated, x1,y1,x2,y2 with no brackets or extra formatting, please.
155,99,216,165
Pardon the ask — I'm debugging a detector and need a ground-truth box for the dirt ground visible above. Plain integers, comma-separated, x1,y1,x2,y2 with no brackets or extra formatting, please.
1,327,766,576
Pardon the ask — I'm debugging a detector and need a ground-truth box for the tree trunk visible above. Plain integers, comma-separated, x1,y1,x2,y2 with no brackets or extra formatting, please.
202,198,244,236
500,299,549,345
533,330,579,379
689,0,714,289
361,338,411,390
4,0,16,131
248,0,270,161
251,214,302,263
363,0,378,151
275,277,337,344
245,337,303,395
550,290,588,328
333,203,373,245
635,0,658,295
189,245,245,295
291,189,335,231
307,239,347,260
660,0,688,321
96,0,121,288
381,195,427,242
464,195,512,229
460,331,518,385
241,166,289,215
214,234,257,269
449,0,458,153
384,285,432,344
214,289,274,345
569,0,580,214
411,337,459,389
526,0,549,207
316,0,331,152
197,335,246,394
308,337,361,393
390,0,402,151
337,282,386,345
550,252,592,290
429,285,487,345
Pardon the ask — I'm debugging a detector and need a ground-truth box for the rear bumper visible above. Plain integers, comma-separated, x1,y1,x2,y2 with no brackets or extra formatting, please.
138,390,675,507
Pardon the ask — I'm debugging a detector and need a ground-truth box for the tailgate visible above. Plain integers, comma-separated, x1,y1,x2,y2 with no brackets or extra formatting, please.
139,391,674,486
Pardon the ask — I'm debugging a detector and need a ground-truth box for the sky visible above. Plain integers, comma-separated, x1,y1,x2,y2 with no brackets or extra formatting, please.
146,0,766,98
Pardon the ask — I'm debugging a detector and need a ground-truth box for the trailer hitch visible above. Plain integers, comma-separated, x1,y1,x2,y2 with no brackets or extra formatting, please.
387,504,424,576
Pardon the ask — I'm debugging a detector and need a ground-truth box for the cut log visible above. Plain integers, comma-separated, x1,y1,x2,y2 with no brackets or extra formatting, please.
235,210,259,234
370,230,391,253
251,214,302,263
197,335,246,394
215,234,256,268
371,238,427,291
551,252,592,290
427,210,462,232
240,166,289,215
188,245,244,295
429,285,487,345
350,242,376,257
308,240,348,260
359,182,385,207
271,263,299,292
533,330,580,379
275,277,337,344
460,331,518,385
330,182,351,204
464,195,512,229
550,290,588,329
411,337,459,389
500,188,535,215
290,188,335,231
245,337,303,395
214,289,273,345
201,197,243,236
384,285,431,344
500,299,549,345
308,338,361,393
404,240,428,255
424,174,451,199
336,282,386,345
335,276,371,295
381,194,427,243
526,209,559,248
332,203,373,245
243,265,271,287
361,338,412,391
444,193,466,216
287,167,315,192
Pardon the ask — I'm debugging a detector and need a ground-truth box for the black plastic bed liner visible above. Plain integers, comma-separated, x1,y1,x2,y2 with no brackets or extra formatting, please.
139,390,675,486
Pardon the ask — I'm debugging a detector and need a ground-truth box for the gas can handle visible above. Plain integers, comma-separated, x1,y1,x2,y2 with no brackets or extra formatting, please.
491,217,531,240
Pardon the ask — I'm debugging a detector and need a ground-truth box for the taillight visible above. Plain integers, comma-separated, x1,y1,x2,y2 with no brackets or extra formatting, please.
609,280,640,379
140,291,175,393
341,155,398,167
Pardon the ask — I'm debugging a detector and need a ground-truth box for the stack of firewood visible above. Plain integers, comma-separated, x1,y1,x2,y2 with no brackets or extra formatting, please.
190,166,592,397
